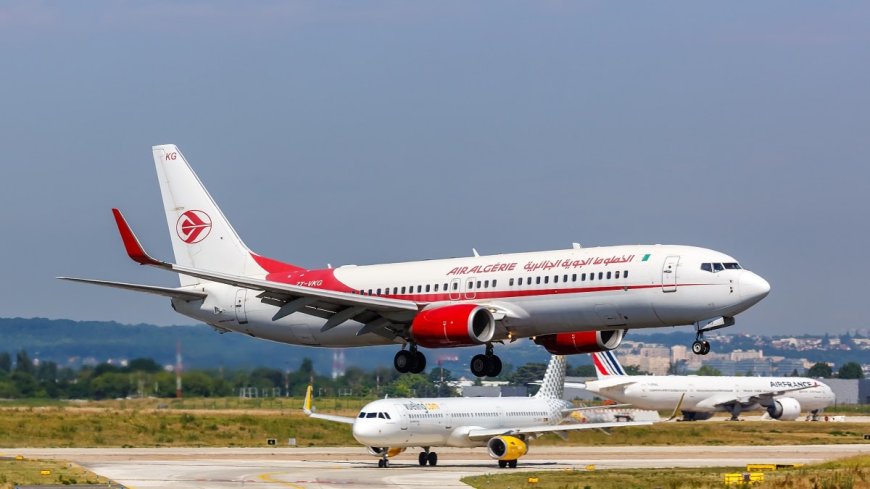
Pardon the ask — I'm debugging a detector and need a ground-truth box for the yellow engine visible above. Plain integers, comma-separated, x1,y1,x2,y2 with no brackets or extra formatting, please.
486,435,528,461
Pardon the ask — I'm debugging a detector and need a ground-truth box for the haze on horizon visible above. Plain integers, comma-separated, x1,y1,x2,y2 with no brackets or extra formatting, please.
0,2,868,337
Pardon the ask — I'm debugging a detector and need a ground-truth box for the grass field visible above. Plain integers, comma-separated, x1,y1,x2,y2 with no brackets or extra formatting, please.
0,457,114,489
462,455,870,489
0,398,868,448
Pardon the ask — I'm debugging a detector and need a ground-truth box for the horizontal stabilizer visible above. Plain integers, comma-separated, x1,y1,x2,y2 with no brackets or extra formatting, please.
57,277,206,301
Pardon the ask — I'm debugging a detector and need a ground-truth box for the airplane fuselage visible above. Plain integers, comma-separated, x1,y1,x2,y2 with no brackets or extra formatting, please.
173,244,769,348
350,396,570,448
586,375,835,414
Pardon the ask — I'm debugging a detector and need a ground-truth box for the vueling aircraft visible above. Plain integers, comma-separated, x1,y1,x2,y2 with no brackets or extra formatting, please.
61,145,770,377
303,354,650,468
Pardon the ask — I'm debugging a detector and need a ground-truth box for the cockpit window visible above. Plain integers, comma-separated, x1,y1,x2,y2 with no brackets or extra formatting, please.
377,412,386,419
366,412,377,418
358,412,366,418
701,262,742,272
383,412,391,419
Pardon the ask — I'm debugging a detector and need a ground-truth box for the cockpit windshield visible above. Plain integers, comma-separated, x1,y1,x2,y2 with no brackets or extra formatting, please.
358,411,391,419
700,262,741,272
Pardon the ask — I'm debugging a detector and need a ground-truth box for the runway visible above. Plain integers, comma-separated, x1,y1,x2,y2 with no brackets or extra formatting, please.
7,445,869,489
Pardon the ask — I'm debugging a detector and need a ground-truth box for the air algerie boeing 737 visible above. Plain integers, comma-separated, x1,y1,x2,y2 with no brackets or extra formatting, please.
303,354,651,468
60,144,771,377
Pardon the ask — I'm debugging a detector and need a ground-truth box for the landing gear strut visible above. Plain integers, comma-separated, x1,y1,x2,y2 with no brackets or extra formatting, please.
394,345,426,374
498,459,518,468
470,343,502,377
691,317,735,356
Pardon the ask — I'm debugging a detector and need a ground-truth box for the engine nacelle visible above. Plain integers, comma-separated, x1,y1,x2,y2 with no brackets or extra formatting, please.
410,304,495,348
534,329,625,355
766,397,802,420
366,446,406,458
487,435,528,461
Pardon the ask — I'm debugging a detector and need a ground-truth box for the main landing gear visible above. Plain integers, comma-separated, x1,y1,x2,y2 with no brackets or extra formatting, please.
498,459,518,468
394,345,426,374
470,343,502,378
418,449,438,466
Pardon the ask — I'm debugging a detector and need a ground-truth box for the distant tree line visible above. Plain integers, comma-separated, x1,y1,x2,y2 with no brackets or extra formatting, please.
0,349,599,400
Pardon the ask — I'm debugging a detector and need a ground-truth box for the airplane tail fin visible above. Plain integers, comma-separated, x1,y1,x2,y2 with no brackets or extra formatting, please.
591,351,627,380
534,355,567,400
152,144,303,286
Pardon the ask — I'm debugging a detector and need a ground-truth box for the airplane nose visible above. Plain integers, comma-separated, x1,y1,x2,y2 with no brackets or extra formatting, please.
739,272,771,304
352,422,378,445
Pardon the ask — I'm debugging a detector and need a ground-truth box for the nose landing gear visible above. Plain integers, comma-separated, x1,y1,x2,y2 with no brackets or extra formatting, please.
690,317,735,356
470,343,502,377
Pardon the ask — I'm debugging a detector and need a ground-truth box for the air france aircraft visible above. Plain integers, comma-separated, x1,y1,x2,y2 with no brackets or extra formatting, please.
303,354,650,468
60,144,770,377
581,351,835,421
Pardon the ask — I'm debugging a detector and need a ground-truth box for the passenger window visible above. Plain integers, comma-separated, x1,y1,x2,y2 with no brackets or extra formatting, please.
417,285,423,293
426,284,430,292
509,278,514,286
443,283,448,290
701,263,712,272
536,276,541,285
544,276,549,284
615,271,620,279
484,280,489,288
564,274,568,282
393,287,398,294
467,281,474,290
581,273,586,281
606,271,611,279
527,277,532,285
713,263,724,272
401,286,406,294
588,273,593,281
476,281,481,288
572,274,577,282
492,279,497,287
624,270,629,278
598,272,603,280
554,275,559,283
376,288,381,295
434,284,439,292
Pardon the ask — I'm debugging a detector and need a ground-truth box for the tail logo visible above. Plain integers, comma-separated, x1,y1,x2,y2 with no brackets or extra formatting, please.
176,210,212,244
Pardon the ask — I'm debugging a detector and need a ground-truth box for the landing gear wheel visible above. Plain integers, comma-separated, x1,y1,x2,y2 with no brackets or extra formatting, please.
410,350,427,374
419,451,427,466
508,460,518,468
485,355,502,377
498,460,508,468
701,340,710,355
471,354,488,377
394,350,414,373
692,340,712,355
378,459,386,468
427,452,438,466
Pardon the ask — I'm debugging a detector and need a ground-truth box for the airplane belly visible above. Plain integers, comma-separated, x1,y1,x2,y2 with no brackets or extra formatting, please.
504,292,659,336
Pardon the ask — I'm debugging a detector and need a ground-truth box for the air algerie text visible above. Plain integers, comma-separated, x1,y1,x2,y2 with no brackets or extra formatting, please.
447,263,517,276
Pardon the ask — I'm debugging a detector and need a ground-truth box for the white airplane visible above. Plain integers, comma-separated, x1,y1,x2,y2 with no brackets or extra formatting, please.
303,354,651,468
581,351,835,421
60,144,771,377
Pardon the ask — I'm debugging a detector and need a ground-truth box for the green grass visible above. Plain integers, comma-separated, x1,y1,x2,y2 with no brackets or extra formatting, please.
0,457,114,489
462,455,870,489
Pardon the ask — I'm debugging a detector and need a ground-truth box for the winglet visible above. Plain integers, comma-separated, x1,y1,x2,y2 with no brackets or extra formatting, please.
665,392,686,422
112,208,161,266
303,385,314,415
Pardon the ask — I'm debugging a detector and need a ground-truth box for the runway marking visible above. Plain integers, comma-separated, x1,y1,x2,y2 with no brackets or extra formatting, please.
257,472,306,488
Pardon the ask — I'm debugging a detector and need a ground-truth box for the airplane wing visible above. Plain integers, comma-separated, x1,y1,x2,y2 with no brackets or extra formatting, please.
467,420,651,440
108,209,420,338
302,385,356,425
56,277,207,301
711,382,821,409
560,403,632,415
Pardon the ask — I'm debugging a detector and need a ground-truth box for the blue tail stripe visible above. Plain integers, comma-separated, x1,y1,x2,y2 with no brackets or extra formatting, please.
602,350,626,375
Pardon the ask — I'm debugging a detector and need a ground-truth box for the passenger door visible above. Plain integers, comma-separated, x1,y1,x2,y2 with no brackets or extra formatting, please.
661,256,680,293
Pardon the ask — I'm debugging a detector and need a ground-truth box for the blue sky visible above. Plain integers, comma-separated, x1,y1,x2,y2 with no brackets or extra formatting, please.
1,1,868,336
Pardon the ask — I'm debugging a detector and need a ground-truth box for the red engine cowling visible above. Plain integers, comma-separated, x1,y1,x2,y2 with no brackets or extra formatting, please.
534,329,625,355
410,304,495,348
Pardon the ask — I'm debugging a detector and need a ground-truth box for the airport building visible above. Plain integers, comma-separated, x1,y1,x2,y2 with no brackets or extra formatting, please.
822,378,870,405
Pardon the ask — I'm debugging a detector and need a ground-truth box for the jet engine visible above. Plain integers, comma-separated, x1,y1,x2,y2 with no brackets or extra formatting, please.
766,397,802,420
486,435,528,461
534,329,625,355
410,304,495,348
366,446,406,458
